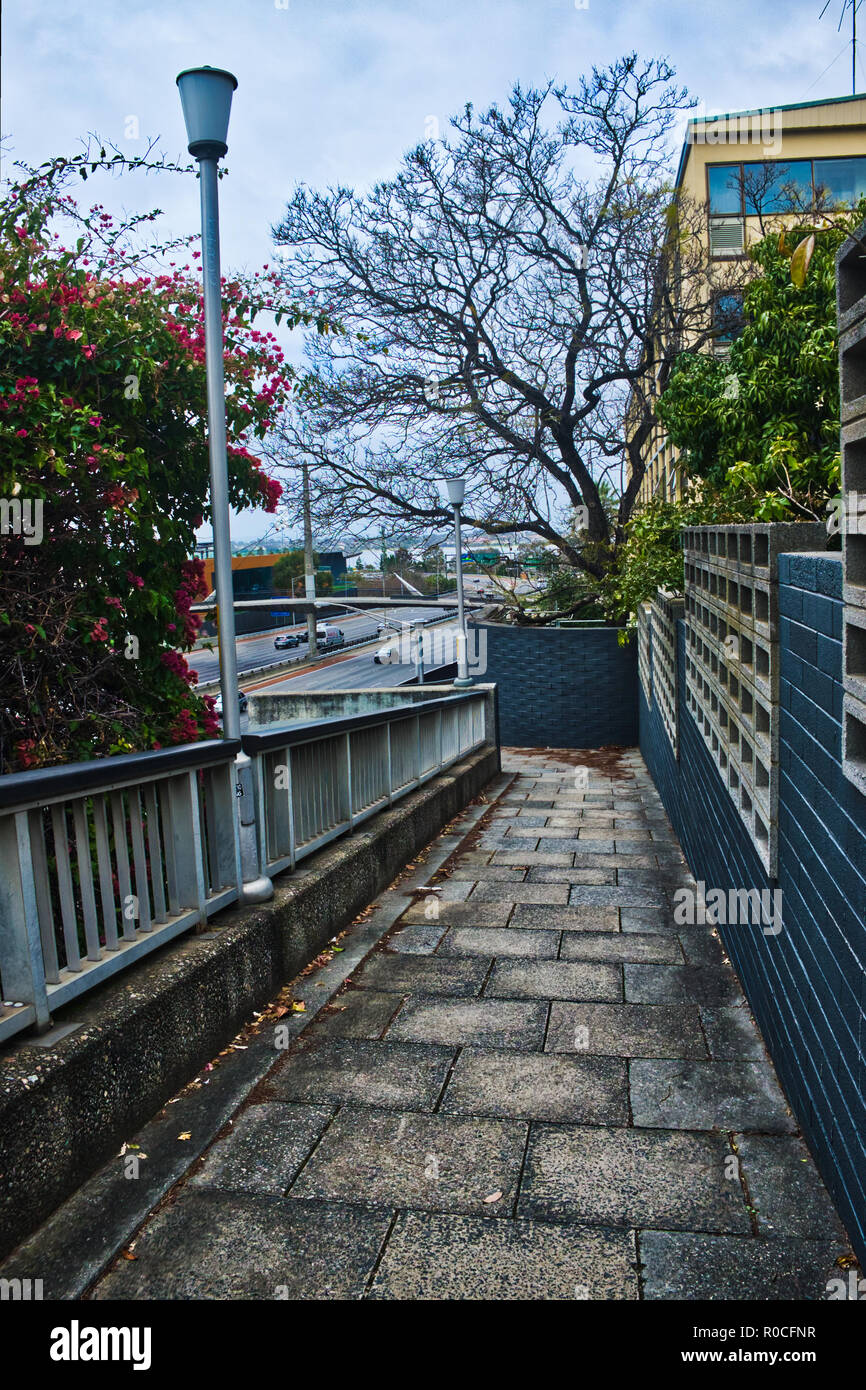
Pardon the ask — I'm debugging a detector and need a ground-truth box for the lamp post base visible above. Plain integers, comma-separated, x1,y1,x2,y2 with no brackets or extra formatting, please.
241,876,275,905
452,675,474,687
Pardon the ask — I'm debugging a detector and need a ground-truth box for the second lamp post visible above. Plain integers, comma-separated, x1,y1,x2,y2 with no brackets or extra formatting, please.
444,477,473,686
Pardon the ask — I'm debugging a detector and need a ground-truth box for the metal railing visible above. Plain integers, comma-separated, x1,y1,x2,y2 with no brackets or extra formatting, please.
0,741,242,1044
244,691,488,878
0,689,492,1043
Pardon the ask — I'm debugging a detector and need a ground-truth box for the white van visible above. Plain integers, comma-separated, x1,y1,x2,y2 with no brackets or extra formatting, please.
316,625,345,648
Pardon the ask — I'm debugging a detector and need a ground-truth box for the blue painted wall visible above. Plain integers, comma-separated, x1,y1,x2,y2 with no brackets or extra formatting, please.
640,554,866,1266
477,622,638,749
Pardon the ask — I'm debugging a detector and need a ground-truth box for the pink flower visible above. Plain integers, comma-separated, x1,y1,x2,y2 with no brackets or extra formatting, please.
15,428,28,438
65,328,83,342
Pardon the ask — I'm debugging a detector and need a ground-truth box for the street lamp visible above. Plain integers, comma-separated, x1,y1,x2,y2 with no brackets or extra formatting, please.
443,477,472,686
177,65,273,904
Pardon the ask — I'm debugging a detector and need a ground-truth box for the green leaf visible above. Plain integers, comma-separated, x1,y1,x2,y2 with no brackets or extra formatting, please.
790,234,816,289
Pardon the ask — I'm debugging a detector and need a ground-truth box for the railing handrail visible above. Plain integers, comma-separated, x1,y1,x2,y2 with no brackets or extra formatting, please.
241,689,489,754
0,738,242,813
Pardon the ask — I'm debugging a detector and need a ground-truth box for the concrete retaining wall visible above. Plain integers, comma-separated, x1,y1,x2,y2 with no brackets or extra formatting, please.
0,746,498,1260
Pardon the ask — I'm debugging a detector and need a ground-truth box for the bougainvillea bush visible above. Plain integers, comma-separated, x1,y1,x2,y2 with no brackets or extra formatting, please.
0,146,325,771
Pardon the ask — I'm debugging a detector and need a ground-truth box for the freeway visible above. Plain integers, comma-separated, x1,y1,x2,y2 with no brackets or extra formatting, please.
188,602,453,685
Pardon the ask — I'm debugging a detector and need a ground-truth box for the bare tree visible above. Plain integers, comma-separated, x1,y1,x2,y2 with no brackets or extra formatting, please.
271,54,749,601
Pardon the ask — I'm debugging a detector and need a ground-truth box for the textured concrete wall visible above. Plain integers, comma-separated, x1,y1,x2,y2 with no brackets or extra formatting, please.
475,622,638,748
640,554,866,1266
0,747,498,1260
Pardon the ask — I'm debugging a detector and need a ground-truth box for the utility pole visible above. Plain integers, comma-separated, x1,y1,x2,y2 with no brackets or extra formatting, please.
302,458,317,657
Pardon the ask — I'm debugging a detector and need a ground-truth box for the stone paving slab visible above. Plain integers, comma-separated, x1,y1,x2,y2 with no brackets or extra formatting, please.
492,850,575,866
519,1125,750,1233
559,932,682,964
387,997,548,1050
437,926,561,958
735,1134,850,1240
569,886,666,909
700,1004,767,1059
368,1212,639,1300
629,1060,796,1132
92,1191,392,1300
351,953,489,996
441,1049,629,1125
640,1230,850,1300
400,900,513,927
386,923,449,954
189,1102,334,1196
624,963,745,1007
546,1002,707,1058
537,837,613,853
469,881,571,905
485,958,622,1002
527,867,616,884
510,904,620,932
303,989,404,1039
449,865,527,882
289,1108,527,1216
262,1038,456,1110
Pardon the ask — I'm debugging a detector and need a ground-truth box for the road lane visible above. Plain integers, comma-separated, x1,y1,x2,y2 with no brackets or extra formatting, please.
189,602,453,684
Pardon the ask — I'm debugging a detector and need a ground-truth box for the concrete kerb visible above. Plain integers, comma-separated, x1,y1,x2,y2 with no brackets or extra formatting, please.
0,750,508,1282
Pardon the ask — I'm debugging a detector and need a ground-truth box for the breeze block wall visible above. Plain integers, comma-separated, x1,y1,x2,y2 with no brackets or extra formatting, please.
475,620,638,748
640,550,866,1266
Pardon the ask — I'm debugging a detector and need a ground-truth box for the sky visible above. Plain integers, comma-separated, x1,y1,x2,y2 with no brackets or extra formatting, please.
3,0,864,542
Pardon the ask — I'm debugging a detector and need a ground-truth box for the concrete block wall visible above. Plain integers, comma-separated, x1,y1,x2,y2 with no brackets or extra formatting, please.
650,589,684,757
682,523,825,875
640,552,866,1266
474,620,638,748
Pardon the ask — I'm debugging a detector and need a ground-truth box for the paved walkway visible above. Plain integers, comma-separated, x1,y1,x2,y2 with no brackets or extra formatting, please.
90,749,852,1300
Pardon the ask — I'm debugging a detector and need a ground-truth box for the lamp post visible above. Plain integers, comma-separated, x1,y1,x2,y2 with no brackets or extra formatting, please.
177,65,272,904
443,477,472,686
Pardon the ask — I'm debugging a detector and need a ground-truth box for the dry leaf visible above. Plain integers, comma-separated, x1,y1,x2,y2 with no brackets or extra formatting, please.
483,1190,503,1204
292,1001,306,1013
121,1250,138,1261
178,1131,192,1141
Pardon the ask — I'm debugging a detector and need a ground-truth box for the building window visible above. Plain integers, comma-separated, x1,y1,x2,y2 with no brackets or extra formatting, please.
706,155,866,258
713,290,745,343
708,164,742,215
709,156,866,217
814,157,866,208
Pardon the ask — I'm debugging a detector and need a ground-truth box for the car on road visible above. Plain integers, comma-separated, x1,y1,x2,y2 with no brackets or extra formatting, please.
373,642,398,665
316,625,345,647
214,690,248,717
377,619,414,636
274,632,302,650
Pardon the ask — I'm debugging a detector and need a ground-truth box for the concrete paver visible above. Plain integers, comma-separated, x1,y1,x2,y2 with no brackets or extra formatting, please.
84,748,856,1301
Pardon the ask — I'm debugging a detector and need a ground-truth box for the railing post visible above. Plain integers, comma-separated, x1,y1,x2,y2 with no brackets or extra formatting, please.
0,812,52,1032
165,772,208,923
345,732,354,828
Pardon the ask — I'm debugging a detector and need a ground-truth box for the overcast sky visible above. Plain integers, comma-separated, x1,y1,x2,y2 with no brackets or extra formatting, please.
4,0,864,541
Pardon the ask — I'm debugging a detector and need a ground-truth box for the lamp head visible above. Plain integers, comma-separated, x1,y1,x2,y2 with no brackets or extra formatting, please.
444,477,466,507
176,65,238,160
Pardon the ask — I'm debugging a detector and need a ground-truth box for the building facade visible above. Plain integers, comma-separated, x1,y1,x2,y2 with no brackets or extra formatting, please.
633,94,866,506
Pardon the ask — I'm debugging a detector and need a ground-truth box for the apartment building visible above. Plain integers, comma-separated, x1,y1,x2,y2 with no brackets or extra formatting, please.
633,93,866,505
